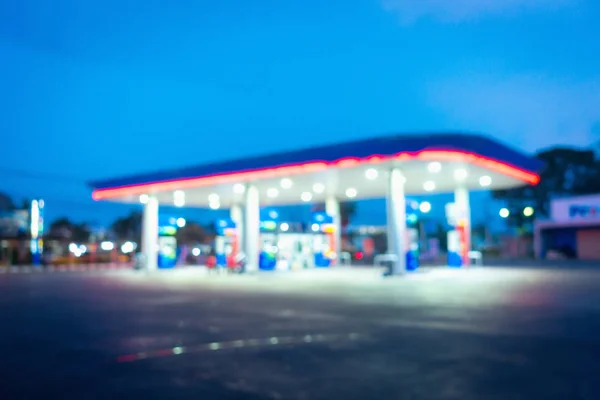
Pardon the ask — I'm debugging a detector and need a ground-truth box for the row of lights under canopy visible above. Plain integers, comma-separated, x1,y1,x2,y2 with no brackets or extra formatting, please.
138,161,493,208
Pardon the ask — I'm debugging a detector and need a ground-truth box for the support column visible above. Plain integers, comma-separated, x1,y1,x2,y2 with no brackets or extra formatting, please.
325,196,341,265
387,169,407,274
454,187,471,266
230,204,244,258
142,195,159,271
243,185,260,272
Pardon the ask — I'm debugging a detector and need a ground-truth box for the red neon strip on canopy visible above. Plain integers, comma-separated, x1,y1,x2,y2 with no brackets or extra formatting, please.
92,150,540,200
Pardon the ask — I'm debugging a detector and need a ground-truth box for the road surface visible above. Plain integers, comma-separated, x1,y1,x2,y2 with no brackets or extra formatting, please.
1,267,599,399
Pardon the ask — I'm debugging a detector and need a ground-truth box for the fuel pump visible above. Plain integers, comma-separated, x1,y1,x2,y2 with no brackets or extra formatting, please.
311,212,336,267
214,218,239,268
158,221,177,268
259,219,278,270
405,203,420,271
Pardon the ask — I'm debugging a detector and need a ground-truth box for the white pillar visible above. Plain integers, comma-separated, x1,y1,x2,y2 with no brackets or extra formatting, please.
325,196,341,264
387,169,407,274
142,195,159,271
230,204,243,252
243,185,260,272
454,187,471,265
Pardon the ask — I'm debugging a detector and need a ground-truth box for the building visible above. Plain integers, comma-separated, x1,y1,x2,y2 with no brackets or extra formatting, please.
535,194,600,260
89,132,543,272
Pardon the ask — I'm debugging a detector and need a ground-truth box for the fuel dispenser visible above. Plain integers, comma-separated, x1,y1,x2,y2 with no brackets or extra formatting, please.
405,203,420,271
445,203,469,267
311,212,336,267
214,218,239,268
158,221,177,268
259,219,278,270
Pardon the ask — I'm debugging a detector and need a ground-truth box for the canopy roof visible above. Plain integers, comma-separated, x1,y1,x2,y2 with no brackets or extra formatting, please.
90,132,543,208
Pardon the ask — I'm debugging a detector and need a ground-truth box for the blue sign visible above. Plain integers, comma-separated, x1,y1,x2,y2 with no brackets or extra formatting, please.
569,205,600,218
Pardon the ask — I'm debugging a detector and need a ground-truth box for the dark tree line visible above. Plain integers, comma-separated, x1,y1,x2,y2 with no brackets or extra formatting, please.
492,146,600,229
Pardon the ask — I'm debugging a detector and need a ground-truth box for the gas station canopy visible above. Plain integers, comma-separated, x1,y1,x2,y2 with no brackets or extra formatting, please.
89,133,543,208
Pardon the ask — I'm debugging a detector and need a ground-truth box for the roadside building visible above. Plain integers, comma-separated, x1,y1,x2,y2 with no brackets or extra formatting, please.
534,194,600,260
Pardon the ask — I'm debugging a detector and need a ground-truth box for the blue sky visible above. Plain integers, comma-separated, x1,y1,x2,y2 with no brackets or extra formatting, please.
1,0,599,227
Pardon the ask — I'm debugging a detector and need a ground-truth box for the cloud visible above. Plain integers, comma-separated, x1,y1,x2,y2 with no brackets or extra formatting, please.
426,74,600,151
382,0,576,23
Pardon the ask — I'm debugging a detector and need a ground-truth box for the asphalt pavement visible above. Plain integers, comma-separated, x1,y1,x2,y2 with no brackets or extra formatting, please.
1,266,600,399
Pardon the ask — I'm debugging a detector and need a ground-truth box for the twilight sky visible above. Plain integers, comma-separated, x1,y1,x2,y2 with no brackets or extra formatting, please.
1,0,599,227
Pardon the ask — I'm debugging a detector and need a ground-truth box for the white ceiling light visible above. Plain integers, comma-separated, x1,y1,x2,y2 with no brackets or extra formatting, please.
280,222,289,232
419,201,432,213
301,192,313,202
311,223,320,232
479,175,492,187
280,178,293,189
176,217,186,228
267,188,279,198
139,194,149,204
313,183,325,193
233,184,245,194
365,168,378,180
428,162,442,173
174,190,185,207
454,169,468,181
345,188,357,198
423,181,436,192
209,201,220,210
208,193,219,203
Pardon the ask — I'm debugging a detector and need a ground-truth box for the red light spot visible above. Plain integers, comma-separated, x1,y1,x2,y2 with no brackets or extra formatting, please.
355,251,364,260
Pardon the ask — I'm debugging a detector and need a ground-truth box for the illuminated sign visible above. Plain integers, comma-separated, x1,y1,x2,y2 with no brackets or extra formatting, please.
569,205,600,219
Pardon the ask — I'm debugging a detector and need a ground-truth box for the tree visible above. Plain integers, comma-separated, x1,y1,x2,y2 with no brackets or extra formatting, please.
493,147,600,229
176,221,212,244
311,201,357,228
0,192,15,211
110,211,142,241
49,217,91,242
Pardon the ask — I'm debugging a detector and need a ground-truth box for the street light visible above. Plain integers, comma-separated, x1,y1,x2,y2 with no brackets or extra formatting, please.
523,206,534,217
499,208,510,218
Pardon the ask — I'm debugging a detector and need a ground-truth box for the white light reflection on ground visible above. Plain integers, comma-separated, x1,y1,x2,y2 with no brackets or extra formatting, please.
116,332,367,363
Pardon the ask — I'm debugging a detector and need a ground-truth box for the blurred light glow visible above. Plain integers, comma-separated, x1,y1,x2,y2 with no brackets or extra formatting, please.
192,248,201,256
209,201,220,210
176,217,186,228
100,241,114,251
269,210,278,219
121,241,135,253
499,208,510,218
479,175,492,187
208,193,219,202
365,168,378,180
345,188,357,198
280,178,293,189
523,206,534,217
174,190,185,207
419,201,432,213
301,192,312,202
280,222,289,232
423,181,436,192
68,243,78,253
313,183,325,194
311,223,320,232
139,194,149,204
233,184,245,194
454,169,468,181
267,188,279,198
428,162,442,173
